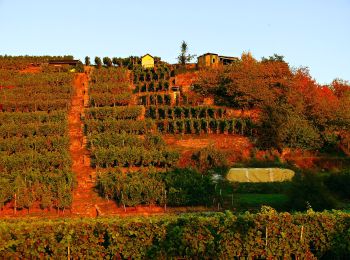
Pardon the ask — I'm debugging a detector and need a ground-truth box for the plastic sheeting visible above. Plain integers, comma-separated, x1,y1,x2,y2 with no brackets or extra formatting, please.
226,168,295,183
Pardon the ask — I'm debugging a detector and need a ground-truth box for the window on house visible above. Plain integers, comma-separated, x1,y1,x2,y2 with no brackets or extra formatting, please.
212,58,216,63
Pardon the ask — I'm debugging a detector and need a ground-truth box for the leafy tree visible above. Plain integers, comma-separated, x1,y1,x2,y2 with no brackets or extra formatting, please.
261,53,285,62
103,57,112,67
258,104,322,151
177,40,196,66
75,61,84,73
94,57,102,69
194,52,291,109
112,57,118,66
85,56,90,66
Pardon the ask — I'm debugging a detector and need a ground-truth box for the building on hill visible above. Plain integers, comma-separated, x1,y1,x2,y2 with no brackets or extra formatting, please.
141,54,154,69
197,53,219,68
197,53,238,68
48,60,80,66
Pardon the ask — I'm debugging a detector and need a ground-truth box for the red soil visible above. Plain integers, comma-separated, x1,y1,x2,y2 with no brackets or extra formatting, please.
175,71,198,88
164,134,253,167
19,65,41,74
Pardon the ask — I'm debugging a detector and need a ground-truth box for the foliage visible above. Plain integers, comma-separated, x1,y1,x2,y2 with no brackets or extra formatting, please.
155,118,252,136
103,57,113,67
0,72,73,112
85,106,143,120
85,119,155,135
97,168,165,206
146,105,227,120
258,104,322,151
194,56,350,151
162,168,215,206
0,68,74,211
0,55,74,70
91,146,179,167
324,169,350,199
85,56,90,66
1,210,350,258
192,145,228,171
287,172,338,211
261,53,285,62
177,40,196,65
94,56,102,68
88,67,131,107
74,61,84,73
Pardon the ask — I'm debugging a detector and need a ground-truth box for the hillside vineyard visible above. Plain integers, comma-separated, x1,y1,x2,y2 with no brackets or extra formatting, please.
0,55,350,258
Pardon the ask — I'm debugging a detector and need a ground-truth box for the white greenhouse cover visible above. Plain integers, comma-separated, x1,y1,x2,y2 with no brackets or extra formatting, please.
226,168,295,183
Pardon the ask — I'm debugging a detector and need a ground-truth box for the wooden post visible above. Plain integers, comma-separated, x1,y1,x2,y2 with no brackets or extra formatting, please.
300,225,304,242
67,241,70,260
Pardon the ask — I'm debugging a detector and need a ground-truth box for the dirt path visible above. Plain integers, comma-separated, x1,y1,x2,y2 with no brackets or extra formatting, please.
68,70,174,217
69,71,117,217
69,73,94,216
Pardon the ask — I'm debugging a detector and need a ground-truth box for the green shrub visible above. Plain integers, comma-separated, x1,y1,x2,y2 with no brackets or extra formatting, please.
97,168,165,206
163,168,215,206
325,169,350,199
192,145,228,171
287,172,338,211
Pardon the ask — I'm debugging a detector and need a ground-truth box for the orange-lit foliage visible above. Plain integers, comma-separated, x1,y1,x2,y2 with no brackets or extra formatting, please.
195,52,292,109
194,52,350,151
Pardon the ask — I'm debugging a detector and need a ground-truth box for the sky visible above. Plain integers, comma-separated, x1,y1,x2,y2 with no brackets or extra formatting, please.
0,0,349,84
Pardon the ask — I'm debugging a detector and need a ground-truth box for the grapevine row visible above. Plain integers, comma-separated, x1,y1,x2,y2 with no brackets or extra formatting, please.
84,119,155,135
155,118,254,135
0,150,71,173
0,110,66,125
85,106,143,120
0,122,67,138
146,105,228,120
91,146,179,167
87,132,164,149
0,136,69,154
0,211,348,258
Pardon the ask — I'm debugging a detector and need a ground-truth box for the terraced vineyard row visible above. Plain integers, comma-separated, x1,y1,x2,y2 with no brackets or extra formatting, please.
0,69,75,213
84,66,253,208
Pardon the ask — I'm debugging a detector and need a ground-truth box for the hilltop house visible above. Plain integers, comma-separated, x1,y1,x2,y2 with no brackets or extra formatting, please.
48,60,80,66
141,54,154,69
197,53,238,68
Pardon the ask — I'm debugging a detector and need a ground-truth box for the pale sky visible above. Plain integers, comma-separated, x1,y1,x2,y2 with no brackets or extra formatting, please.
0,0,349,84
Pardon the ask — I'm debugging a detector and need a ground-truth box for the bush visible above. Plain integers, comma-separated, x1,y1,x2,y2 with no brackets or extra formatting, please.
163,168,215,206
192,145,228,171
97,168,165,206
324,169,350,199
287,172,338,211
